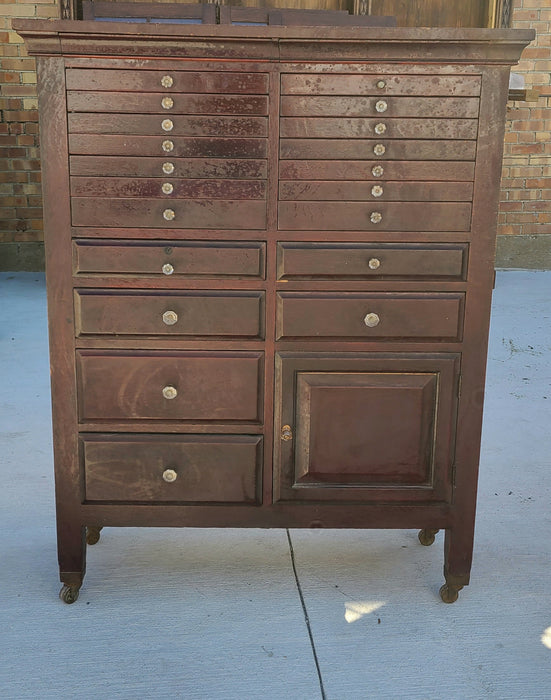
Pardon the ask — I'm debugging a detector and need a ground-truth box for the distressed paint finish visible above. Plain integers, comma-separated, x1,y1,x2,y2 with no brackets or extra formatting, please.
14,19,533,602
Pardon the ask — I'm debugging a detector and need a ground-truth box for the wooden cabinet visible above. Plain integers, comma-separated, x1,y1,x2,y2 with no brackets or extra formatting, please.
15,19,533,604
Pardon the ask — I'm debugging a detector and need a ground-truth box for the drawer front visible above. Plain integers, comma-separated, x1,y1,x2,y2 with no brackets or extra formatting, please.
73,240,266,278
71,177,266,200
82,434,262,504
72,197,267,229
280,118,477,140
279,181,473,202
66,69,270,95
277,243,467,280
278,201,471,231
77,351,263,423
280,139,476,161
276,293,464,340
279,160,475,182
75,290,265,338
281,74,481,97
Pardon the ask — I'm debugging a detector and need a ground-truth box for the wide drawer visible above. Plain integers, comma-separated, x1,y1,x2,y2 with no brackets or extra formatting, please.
82,434,262,504
69,156,268,179
77,351,263,423
279,160,475,181
276,292,464,341
279,181,473,202
281,74,481,97
280,95,479,118
73,240,266,278
71,197,267,229
75,290,265,338
66,69,269,94
71,177,266,200
67,92,269,115
277,243,467,280
280,118,477,140
278,201,471,231
280,139,476,161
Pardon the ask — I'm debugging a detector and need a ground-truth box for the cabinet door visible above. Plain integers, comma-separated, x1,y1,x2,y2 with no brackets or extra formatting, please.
274,353,459,503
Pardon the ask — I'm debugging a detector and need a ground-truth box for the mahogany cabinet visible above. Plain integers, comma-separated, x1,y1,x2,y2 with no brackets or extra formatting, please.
15,20,533,603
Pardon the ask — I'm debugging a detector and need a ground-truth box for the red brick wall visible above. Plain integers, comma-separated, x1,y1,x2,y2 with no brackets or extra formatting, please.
499,0,551,238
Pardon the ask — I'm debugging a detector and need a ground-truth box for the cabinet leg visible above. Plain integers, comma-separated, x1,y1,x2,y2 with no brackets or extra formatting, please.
418,528,439,546
440,527,472,603
58,523,86,604
86,526,103,545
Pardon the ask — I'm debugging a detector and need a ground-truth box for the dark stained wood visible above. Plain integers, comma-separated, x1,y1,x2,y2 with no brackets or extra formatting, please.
72,197,267,229
82,434,262,504
281,73,481,96
279,181,473,201
369,0,488,29
279,159,475,180
280,140,477,160
276,292,464,340
276,242,467,280
278,201,472,231
280,96,479,118
77,350,263,423
75,290,265,338
71,177,266,199
73,239,266,278
82,1,217,24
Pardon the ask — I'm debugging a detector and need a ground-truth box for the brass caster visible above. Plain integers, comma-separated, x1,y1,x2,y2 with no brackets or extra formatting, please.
418,528,439,546
439,583,463,604
59,584,80,604
86,526,103,545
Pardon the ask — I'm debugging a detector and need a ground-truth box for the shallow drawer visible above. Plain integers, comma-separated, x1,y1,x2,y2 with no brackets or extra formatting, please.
66,69,269,94
67,92,269,115
77,351,263,423
72,197,267,230
281,74,481,97
277,243,467,280
279,160,475,182
73,240,265,278
69,114,268,138
278,201,471,231
75,290,265,339
280,118,477,140
82,434,262,504
71,177,266,200
69,135,267,159
276,292,464,341
279,181,473,202
280,139,476,161
280,95,479,119
69,156,268,180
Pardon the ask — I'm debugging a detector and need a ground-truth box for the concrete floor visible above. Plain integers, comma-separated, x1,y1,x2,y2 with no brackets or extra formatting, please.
0,270,550,700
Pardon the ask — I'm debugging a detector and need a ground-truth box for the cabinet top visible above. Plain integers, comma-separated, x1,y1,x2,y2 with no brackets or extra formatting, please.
14,19,534,64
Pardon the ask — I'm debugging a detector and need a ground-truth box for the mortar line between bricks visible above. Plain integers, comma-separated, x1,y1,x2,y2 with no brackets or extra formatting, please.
286,528,327,700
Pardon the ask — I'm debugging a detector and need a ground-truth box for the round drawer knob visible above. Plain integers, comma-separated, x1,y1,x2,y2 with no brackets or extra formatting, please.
371,185,383,198
371,165,384,178
162,262,174,276
163,162,175,175
162,310,178,326
375,100,388,113
376,80,386,89
161,97,174,110
163,209,175,221
161,119,174,132
162,385,178,400
161,75,174,88
373,144,386,156
162,182,174,195
162,468,178,483
364,312,380,328
368,257,381,270
370,211,382,224
162,140,174,153
374,122,386,135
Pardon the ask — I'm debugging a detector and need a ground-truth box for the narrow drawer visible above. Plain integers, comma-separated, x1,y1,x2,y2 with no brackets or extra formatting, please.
280,96,479,119
281,74,481,97
71,197,267,230
276,292,464,341
77,350,263,423
278,201,472,231
280,139,477,161
279,181,473,202
280,118,477,140
279,160,475,182
73,240,266,278
277,243,468,280
71,177,266,200
67,92,269,115
82,434,262,504
74,290,265,339
66,69,269,94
